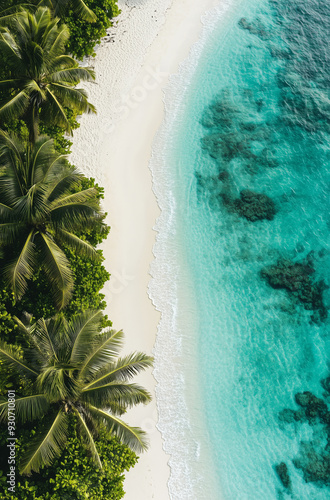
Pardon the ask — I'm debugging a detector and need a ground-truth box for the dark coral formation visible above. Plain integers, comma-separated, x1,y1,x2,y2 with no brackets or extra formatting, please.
197,171,277,223
233,1,330,495
294,392,330,425
293,443,330,485
278,385,330,487
201,90,278,170
275,462,291,490
233,190,276,222
260,259,328,322
279,392,330,426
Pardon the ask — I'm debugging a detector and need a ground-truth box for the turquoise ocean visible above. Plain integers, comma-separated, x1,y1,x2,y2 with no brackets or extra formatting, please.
150,0,330,499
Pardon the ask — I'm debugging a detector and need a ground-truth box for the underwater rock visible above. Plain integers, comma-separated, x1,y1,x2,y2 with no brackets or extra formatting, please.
295,242,305,254
201,90,278,172
201,91,238,130
275,462,291,490
202,132,252,162
218,170,230,182
255,99,263,112
279,389,330,488
293,442,330,485
295,392,329,422
260,259,328,322
278,408,305,423
233,190,276,221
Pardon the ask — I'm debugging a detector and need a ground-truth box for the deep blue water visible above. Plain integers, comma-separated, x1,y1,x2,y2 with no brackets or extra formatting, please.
157,0,330,498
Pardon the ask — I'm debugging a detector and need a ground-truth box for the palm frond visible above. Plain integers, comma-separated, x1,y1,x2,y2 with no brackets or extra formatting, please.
42,87,70,130
80,330,124,379
49,66,95,85
56,228,100,260
3,230,36,299
0,130,25,194
74,408,102,468
19,409,68,475
0,203,13,217
0,89,30,123
83,353,153,389
0,395,49,424
88,405,149,453
52,0,97,22
39,233,73,309
0,31,21,63
39,314,70,356
69,310,104,364
46,169,82,202
82,382,152,409
32,317,58,361
50,187,100,211
45,20,70,58
48,83,96,114
0,78,23,90
28,136,60,184
0,339,38,378
0,223,26,246
36,366,80,401
69,0,97,22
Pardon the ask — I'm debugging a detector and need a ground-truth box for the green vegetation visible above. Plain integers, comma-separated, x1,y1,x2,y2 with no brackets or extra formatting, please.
0,2,151,499
0,132,103,309
0,7,95,143
64,0,120,59
0,424,137,499
0,310,152,475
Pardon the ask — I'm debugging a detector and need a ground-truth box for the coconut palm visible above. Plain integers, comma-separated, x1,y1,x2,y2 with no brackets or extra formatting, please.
0,130,103,309
0,6,95,143
0,310,153,475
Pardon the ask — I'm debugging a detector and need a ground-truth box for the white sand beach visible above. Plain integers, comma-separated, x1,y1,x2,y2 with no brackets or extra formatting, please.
70,0,219,498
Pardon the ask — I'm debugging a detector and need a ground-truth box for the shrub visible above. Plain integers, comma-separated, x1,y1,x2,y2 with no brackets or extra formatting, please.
64,0,120,59
0,420,137,500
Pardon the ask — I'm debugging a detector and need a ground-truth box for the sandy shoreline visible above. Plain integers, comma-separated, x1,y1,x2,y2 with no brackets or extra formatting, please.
70,0,219,498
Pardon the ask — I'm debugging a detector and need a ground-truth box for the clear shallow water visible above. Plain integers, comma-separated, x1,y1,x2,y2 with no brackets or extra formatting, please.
150,0,330,499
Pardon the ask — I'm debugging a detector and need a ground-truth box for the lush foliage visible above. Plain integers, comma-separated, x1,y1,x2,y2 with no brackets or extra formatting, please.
0,132,103,309
0,310,152,475
0,7,95,142
0,422,137,499
0,1,148,498
64,0,120,59
0,176,110,396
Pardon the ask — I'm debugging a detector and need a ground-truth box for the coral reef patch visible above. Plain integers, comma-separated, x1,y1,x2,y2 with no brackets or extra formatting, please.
260,259,328,322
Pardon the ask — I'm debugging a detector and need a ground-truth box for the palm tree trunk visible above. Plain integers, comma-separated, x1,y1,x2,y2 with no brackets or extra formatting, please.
27,105,39,144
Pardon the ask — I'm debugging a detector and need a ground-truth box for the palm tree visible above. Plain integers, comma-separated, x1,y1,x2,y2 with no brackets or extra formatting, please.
0,6,96,143
0,310,153,475
0,130,103,309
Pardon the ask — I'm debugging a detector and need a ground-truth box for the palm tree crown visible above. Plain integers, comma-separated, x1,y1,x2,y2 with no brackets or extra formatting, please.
0,130,103,309
0,310,153,475
0,6,96,142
